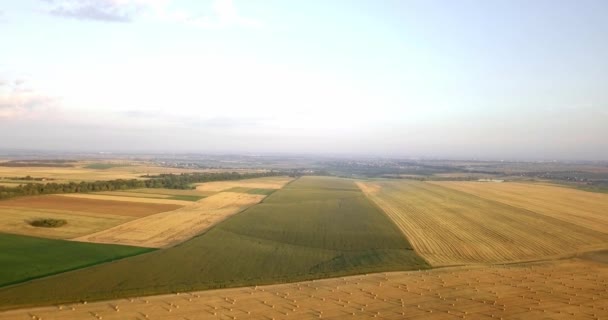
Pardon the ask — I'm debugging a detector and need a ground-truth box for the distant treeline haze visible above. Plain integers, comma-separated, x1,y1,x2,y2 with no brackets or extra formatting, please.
0,171,292,200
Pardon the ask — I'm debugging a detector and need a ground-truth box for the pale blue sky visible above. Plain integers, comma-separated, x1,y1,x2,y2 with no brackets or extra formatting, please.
1,0,607,159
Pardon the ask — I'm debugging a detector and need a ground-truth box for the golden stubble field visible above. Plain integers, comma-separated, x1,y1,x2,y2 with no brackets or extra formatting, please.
0,195,183,239
0,162,255,182
357,181,608,266
72,192,266,248
432,181,608,234
1,256,606,320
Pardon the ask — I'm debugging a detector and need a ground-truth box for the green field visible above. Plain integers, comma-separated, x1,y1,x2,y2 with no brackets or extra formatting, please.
0,233,154,287
84,163,131,170
226,187,276,195
0,176,427,309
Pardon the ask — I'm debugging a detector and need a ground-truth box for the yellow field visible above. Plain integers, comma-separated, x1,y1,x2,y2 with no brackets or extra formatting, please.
358,180,608,266
57,194,193,206
125,188,210,196
0,163,222,182
2,256,606,319
72,192,266,248
433,181,608,234
0,207,130,239
195,176,293,192
93,191,173,198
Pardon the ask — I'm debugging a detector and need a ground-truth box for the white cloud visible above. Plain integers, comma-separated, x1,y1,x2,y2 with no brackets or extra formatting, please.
42,0,169,22
0,79,59,120
157,0,261,29
41,0,260,28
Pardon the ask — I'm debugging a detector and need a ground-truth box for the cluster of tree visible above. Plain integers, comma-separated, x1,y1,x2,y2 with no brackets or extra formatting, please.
0,171,286,200
140,171,286,189
3,176,54,181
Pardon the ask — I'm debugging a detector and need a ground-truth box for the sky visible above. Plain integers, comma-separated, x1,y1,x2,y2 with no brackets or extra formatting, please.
1,0,607,160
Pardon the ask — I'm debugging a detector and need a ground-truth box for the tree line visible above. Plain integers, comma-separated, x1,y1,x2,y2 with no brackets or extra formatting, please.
0,171,285,200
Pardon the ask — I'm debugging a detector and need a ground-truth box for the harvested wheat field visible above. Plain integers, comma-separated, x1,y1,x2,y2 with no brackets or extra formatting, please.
72,192,266,248
1,255,606,319
195,176,293,192
358,180,608,266
433,181,608,234
0,207,130,239
0,195,183,217
0,164,218,182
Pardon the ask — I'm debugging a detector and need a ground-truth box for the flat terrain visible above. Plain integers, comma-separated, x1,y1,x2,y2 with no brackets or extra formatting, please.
56,194,192,206
195,176,293,192
433,181,608,234
358,180,608,266
1,256,606,319
0,195,183,216
73,192,266,248
0,207,130,239
0,176,427,309
0,233,153,287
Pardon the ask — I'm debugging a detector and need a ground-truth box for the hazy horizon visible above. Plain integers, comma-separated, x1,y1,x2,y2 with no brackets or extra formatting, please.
1,0,607,160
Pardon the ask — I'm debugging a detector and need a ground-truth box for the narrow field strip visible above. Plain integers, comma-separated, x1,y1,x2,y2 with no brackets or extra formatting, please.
0,195,184,216
57,194,192,206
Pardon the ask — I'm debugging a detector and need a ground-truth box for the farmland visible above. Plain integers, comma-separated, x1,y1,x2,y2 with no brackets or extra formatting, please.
195,176,293,192
73,192,267,248
0,194,186,239
0,176,427,309
0,195,183,216
0,233,153,287
0,206,129,239
433,181,608,234
358,180,608,266
1,255,606,319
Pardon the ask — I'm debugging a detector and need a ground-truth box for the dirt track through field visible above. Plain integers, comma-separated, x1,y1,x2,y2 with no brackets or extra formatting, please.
2,256,606,319
72,192,266,248
357,181,608,266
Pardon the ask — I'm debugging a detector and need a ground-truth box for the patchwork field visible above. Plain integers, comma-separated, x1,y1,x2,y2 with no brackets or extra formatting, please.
0,207,129,239
73,192,266,248
0,233,153,287
1,255,606,319
433,181,608,234
195,176,293,192
358,180,608,266
56,194,192,206
94,190,205,201
0,163,216,182
0,195,183,216
0,176,427,309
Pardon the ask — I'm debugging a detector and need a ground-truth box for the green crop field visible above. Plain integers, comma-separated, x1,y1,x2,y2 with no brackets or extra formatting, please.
226,187,276,195
0,233,154,287
0,176,428,309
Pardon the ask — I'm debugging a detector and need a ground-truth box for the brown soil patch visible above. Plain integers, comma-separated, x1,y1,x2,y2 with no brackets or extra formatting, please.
0,195,182,217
